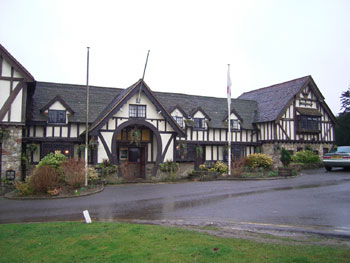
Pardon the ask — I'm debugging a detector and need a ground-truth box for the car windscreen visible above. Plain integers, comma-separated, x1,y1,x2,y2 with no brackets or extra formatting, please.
336,146,350,153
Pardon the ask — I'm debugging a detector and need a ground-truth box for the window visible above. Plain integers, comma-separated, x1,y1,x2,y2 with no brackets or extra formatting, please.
129,105,146,118
297,115,320,132
230,119,239,130
174,116,183,127
48,110,66,124
194,118,206,129
128,147,141,162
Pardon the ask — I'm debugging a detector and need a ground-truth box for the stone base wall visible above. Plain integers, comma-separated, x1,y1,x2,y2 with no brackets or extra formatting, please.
1,126,23,181
261,142,333,168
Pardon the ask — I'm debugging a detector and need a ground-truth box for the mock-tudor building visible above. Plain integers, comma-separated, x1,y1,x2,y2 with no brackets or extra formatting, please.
0,44,336,180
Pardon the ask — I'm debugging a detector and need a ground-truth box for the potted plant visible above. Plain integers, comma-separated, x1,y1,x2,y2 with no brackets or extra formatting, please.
279,148,292,176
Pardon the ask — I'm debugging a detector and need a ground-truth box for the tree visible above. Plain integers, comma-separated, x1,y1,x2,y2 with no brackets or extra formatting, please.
340,86,350,113
335,112,350,146
336,86,350,145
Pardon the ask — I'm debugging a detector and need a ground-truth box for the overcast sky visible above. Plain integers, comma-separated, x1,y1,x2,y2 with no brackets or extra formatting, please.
1,0,349,115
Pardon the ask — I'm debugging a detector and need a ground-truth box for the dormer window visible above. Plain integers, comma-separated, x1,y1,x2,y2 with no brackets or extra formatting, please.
194,118,205,130
129,105,146,118
230,119,239,130
48,110,66,124
174,116,183,128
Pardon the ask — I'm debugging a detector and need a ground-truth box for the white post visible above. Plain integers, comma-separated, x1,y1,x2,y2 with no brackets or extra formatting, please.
85,47,90,187
227,64,232,176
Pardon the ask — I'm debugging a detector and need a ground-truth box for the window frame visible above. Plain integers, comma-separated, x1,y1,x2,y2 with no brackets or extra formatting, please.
193,118,206,130
48,109,67,124
230,119,239,130
173,116,184,128
129,104,146,119
297,115,320,133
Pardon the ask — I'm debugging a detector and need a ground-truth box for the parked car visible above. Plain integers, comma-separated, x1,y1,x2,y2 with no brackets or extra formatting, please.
323,146,350,171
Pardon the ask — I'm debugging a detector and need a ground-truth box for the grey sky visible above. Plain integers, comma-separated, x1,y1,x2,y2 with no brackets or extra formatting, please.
1,0,349,114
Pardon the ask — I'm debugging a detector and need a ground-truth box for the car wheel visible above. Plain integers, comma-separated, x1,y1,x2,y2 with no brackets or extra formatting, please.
325,166,332,172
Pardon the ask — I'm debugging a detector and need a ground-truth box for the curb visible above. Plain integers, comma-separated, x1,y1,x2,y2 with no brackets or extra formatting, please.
4,185,105,200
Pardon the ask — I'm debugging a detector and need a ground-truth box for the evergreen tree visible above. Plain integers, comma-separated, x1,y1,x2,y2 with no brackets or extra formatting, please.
336,86,350,145
340,86,350,113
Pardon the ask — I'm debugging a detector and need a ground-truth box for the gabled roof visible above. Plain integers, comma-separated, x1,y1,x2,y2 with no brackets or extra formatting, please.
29,80,258,130
28,81,123,123
89,80,186,137
168,105,188,118
0,43,34,82
155,92,257,129
40,95,74,114
189,106,211,120
222,107,243,122
238,76,311,123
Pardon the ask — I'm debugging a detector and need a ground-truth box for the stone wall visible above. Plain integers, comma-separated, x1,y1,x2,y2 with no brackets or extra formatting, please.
261,142,333,167
1,126,23,181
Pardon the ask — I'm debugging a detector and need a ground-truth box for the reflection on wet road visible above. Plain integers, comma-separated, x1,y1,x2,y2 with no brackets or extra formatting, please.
1,169,350,236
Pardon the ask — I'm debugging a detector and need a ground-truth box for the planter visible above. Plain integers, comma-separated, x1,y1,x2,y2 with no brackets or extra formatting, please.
278,167,292,177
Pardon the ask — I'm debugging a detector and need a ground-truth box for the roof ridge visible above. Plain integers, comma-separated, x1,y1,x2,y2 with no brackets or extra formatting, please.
36,81,124,91
240,75,310,96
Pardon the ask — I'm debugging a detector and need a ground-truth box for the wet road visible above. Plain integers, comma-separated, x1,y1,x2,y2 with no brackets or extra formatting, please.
1,168,350,236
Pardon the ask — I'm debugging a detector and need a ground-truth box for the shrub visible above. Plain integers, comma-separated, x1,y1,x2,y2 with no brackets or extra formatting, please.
280,148,291,167
245,153,273,169
231,158,246,176
96,159,118,176
292,150,320,164
199,164,207,171
37,153,67,169
30,166,61,193
61,158,85,189
88,168,99,184
14,181,34,196
159,160,179,173
213,161,228,174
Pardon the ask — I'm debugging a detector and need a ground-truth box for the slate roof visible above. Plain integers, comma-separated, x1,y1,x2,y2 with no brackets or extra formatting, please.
238,76,310,123
29,81,258,129
154,91,257,129
28,82,122,123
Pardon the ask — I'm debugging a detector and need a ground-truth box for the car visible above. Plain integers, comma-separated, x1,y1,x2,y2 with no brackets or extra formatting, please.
323,146,350,171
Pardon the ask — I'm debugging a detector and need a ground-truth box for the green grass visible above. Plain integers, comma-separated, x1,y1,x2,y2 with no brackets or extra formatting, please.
0,222,349,263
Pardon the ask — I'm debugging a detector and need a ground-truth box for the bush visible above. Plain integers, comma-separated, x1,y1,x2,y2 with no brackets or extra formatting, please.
245,153,273,169
37,153,67,169
96,159,118,176
14,181,34,196
30,166,61,193
280,148,291,167
213,161,228,174
61,158,85,189
231,158,246,176
88,168,99,184
199,164,207,171
292,150,320,164
159,160,179,173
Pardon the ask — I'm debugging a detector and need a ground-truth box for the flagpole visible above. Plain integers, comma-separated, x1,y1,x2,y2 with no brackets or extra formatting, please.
85,47,90,187
227,64,231,176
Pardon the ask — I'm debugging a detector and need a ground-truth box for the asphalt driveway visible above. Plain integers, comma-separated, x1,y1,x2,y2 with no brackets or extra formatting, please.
1,168,350,237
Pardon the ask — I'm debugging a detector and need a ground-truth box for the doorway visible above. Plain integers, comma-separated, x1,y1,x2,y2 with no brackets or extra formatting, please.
119,146,146,179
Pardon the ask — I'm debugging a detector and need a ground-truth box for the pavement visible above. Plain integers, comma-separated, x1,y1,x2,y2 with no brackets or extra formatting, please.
1,168,350,239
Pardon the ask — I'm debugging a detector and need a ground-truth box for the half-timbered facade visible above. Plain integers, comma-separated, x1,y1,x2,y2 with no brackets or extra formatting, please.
0,44,337,179
0,44,34,179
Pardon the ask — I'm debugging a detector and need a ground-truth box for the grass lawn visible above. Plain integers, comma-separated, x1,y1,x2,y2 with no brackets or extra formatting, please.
0,222,349,263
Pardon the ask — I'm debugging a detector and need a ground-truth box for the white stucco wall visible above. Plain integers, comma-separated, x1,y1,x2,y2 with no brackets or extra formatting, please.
160,133,173,161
